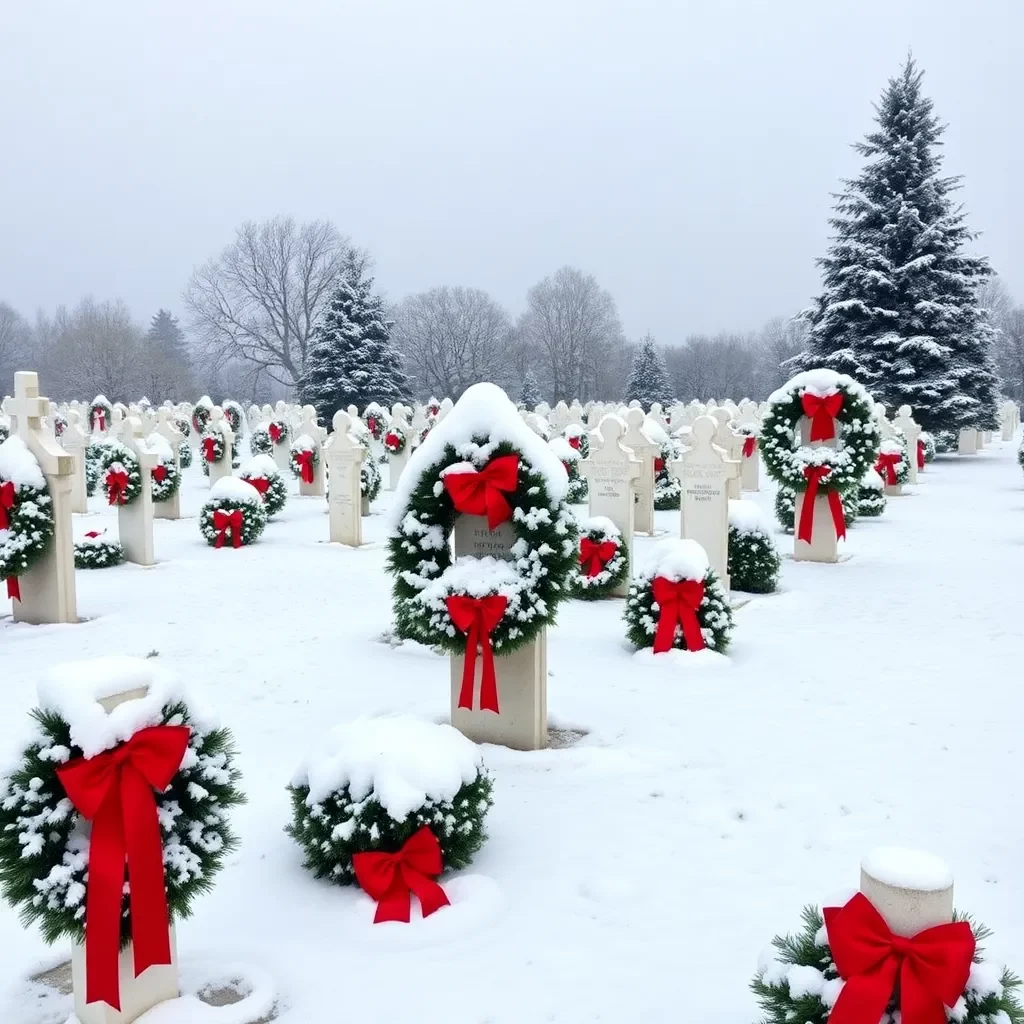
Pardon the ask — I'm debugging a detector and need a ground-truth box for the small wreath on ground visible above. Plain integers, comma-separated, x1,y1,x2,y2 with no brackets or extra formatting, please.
240,454,288,517
200,429,226,466
384,425,407,455
364,404,388,442
624,539,733,653
728,500,780,594
191,397,213,434
74,530,124,569
0,658,244,953
249,426,272,456
287,717,493,912
147,435,181,503
0,437,55,599
289,435,321,484
654,438,683,510
222,401,244,435
361,450,382,504
177,440,193,468
858,469,887,516
550,436,588,503
199,478,268,547
875,436,910,487
97,440,143,506
563,424,590,459
574,516,628,599
268,418,290,448
88,395,113,433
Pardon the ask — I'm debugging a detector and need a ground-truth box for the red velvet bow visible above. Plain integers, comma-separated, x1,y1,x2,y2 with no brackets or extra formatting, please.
443,454,519,529
85,530,103,538
105,469,129,506
875,452,902,486
56,725,191,1010
269,423,282,444
247,476,271,497
801,391,843,442
295,449,315,484
798,465,846,545
824,892,975,1024
579,537,617,577
654,457,665,473
0,479,15,530
213,508,243,548
367,415,378,434
152,464,168,483
352,827,450,924
446,594,507,713
651,576,706,653
385,432,402,453
561,460,572,476
567,435,581,451
202,437,218,463
917,439,926,470
743,436,757,458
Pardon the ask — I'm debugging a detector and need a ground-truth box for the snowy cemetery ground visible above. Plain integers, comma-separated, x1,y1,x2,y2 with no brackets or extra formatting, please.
3,438,1024,1024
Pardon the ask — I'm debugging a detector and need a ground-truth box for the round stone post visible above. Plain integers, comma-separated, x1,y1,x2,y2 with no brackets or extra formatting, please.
859,847,954,937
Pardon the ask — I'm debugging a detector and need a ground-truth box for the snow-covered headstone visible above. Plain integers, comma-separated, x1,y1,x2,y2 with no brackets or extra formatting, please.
859,846,954,938
294,405,327,497
323,411,365,546
892,405,921,485
117,418,158,566
387,403,412,490
957,427,977,455
207,407,234,487
63,409,90,514
711,409,744,499
621,408,658,535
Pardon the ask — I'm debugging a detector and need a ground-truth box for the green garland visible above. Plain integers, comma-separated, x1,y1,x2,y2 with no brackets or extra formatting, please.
0,702,244,947
74,533,124,569
388,439,578,657
843,488,860,526
574,517,629,599
0,440,55,589
728,525,780,594
199,494,268,547
752,904,1024,1024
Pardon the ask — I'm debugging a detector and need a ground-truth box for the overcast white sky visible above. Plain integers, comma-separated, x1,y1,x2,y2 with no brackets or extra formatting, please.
1,1,1020,342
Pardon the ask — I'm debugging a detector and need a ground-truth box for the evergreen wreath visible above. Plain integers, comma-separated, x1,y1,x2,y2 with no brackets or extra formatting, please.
360,451,382,505
752,903,1024,1024
384,425,407,455
563,425,590,459
150,453,181,503
199,490,268,548
74,530,124,569
0,693,244,948
289,436,321,483
191,399,212,434
858,470,887,516
363,405,388,441
0,437,56,593
654,438,683,510
52,412,67,438
843,488,860,526
287,718,493,887
550,437,587,503
728,503,780,594
88,396,113,434
874,436,910,487
200,429,225,465
249,426,272,456
268,418,290,448
920,430,936,464
623,541,733,653
0,419,9,444
574,516,628,599
222,401,244,434
761,369,881,495
178,440,193,469
97,441,143,507
775,487,796,532
387,439,578,657
174,415,191,439
240,455,288,518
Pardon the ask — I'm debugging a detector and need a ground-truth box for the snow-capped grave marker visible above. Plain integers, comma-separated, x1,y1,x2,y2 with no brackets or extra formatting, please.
735,401,761,492
117,417,158,566
710,409,744,499
1000,400,1018,441
206,407,234,487
579,415,642,596
63,408,90,513
2,371,78,624
621,408,659,535
957,427,977,455
294,405,327,498
153,410,184,521
892,405,921,485
669,415,738,594
387,404,412,490
859,846,955,939
323,411,365,547
550,401,570,433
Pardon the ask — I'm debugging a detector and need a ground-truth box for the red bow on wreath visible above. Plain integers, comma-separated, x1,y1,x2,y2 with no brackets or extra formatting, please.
152,464,168,484
567,434,581,451
202,437,218,463
579,537,617,578
824,892,975,1024
0,479,16,530
798,465,846,545
443,454,519,530
875,452,901,486
268,423,282,444
743,436,757,458
213,508,243,548
56,725,191,1011
446,594,507,713
94,410,106,432
651,576,705,653
654,457,665,473
247,476,271,497
800,392,843,442
917,439,926,470
367,415,378,434
294,449,315,484
352,827,451,924
105,469,129,506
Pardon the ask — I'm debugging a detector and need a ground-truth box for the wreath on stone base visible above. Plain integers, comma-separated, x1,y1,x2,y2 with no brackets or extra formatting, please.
384,426,407,455
654,438,683,510
268,418,290,448
199,480,268,547
364,404,388,442
361,451,382,505
191,398,213,435
249,426,272,456
728,500,780,594
240,455,288,518
563,425,590,459
88,396,113,433
875,437,910,488
624,540,733,653
222,401,244,435
97,441,143,507
178,440,193,468
289,436,321,484
74,530,124,569
150,450,181,503
0,437,55,599
200,429,226,466
574,516,628,599
858,469,887,516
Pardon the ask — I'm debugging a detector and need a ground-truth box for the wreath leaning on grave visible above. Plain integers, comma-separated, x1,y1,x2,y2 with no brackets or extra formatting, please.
289,436,320,484
384,425,407,455
268,419,290,448
200,429,225,465
574,516,629,599
0,437,56,600
150,451,181,503
388,438,578,661
96,440,143,507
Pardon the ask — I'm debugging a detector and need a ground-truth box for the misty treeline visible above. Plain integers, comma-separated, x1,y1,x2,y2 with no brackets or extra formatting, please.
3,214,1023,406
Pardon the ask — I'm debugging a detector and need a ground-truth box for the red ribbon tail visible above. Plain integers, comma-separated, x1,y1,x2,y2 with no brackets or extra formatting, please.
827,489,846,541
403,867,450,919
457,625,479,710
797,478,819,544
479,634,500,713
680,609,706,652
214,531,225,549
6,577,20,601
652,607,676,653
373,876,413,924
85,794,126,1010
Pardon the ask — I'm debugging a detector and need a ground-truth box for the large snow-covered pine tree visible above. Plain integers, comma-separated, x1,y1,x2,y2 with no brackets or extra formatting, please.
624,334,674,407
299,275,411,421
519,370,542,409
799,57,1000,434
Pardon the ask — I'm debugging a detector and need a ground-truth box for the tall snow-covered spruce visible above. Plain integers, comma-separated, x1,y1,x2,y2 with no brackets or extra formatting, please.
299,273,411,422
624,334,674,408
519,370,542,409
799,57,1000,434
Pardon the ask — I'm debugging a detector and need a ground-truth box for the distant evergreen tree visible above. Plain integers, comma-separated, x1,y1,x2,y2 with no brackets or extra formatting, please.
298,275,411,422
519,370,542,409
798,57,999,433
624,334,674,407
146,309,189,364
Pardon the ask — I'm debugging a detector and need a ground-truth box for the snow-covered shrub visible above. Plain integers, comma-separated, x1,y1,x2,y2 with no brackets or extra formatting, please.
74,530,123,569
361,449,382,504
933,429,957,453
775,487,795,532
287,717,493,886
920,430,936,464
857,469,886,517
728,500,780,594
199,477,268,547
574,516,628,599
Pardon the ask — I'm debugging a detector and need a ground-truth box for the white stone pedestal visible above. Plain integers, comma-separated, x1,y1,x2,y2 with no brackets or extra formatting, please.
118,499,154,566
72,926,179,1024
361,493,370,516
388,450,409,491
14,476,78,624
450,632,547,751
272,443,290,474
957,428,977,454
794,491,839,563
740,448,759,492
883,483,902,497
859,849,953,937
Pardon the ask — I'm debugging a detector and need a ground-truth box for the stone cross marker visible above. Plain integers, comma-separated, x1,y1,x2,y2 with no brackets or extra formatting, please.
62,409,89,513
323,411,365,546
621,408,659,535
206,407,234,487
387,404,412,491
892,405,921,485
579,415,642,596
294,405,327,497
117,417,158,566
669,415,739,592
2,371,78,624
154,409,185,520
711,409,744,499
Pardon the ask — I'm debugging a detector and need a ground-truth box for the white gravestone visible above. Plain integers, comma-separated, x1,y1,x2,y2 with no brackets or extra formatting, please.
892,405,921,485
711,410,744,499
957,427,977,455
153,410,184,520
206,408,235,487
579,416,642,596
858,847,954,938
323,412,365,546
117,419,157,567
2,372,78,624
63,409,90,514
450,514,547,751
294,406,327,497
736,401,761,492
387,404,412,491
793,412,842,563
621,408,658,535
670,416,739,592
